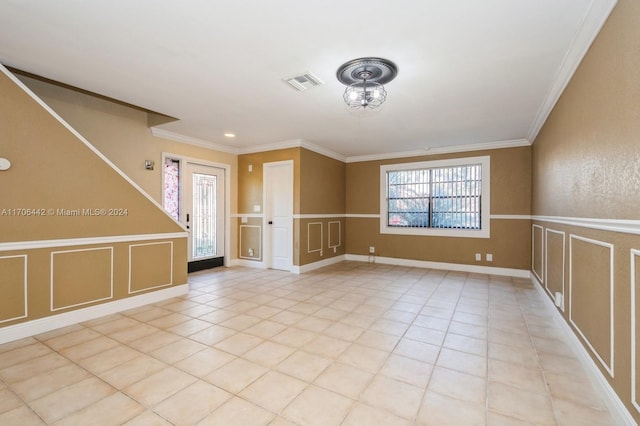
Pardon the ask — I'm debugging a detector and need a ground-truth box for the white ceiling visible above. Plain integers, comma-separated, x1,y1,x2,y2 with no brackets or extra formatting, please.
0,1,617,161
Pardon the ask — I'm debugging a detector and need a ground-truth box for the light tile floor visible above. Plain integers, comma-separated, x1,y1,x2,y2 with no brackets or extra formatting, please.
0,262,617,425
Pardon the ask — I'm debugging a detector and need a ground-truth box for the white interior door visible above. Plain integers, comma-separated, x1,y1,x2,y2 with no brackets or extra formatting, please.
184,163,225,262
264,161,293,271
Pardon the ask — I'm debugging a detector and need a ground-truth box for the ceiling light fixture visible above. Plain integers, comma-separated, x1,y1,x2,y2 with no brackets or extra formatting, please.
224,133,236,138
336,57,398,111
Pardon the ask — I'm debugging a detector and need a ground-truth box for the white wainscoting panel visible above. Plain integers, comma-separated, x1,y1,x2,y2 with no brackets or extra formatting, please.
569,234,614,377
50,247,114,311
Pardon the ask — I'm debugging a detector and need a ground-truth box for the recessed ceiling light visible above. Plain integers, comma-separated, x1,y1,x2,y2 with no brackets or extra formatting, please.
224,133,236,138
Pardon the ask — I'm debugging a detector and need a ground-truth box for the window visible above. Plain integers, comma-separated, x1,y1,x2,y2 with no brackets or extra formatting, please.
163,157,180,221
380,156,490,238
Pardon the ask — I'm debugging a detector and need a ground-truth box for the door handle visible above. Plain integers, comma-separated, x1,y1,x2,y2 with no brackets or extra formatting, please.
268,221,273,225
186,213,190,229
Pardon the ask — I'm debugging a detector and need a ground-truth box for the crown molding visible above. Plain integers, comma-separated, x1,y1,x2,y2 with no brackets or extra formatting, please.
238,139,346,163
236,138,303,155
150,130,347,162
299,140,347,163
345,138,530,163
527,0,618,143
150,128,239,154
150,126,530,164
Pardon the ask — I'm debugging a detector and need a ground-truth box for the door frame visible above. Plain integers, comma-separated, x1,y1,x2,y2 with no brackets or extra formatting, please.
161,152,231,267
263,160,294,271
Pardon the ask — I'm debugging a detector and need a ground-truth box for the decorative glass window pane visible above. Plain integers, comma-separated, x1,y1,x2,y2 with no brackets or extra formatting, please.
192,173,217,259
163,158,180,221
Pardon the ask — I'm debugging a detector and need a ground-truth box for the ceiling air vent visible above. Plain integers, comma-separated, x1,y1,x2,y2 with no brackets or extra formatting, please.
283,72,325,91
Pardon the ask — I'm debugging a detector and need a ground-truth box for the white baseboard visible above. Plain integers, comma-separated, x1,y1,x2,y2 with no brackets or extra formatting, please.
230,254,529,278
531,275,635,425
344,254,530,278
229,259,267,269
0,284,188,345
292,255,346,274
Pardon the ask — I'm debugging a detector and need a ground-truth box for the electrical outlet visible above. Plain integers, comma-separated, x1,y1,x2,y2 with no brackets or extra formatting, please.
486,253,493,262
248,248,254,257
475,253,481,261
554,292,563,308
369,246,375,254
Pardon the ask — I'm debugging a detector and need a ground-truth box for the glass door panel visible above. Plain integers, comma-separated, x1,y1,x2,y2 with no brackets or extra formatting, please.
192,173,217,259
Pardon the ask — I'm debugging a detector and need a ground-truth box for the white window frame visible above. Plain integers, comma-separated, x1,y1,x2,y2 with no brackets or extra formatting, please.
380,155,490,238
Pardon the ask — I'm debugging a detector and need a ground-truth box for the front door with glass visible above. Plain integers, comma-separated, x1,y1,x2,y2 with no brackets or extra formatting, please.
184,163,225,270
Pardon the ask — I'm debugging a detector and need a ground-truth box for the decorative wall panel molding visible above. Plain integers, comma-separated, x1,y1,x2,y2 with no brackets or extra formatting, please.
533,215,640,236
569,234,614,377
128,241,173,294
0,232,186,252
545,228,566,311
532,224,544,283
631,249,640,414
50,247,113,311
307,222,323,254
328,221,341,249
0,255,28,324
239,225,261,260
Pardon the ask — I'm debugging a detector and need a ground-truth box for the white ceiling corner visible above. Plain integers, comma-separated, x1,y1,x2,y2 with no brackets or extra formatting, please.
0,0,618,159
526,0,618,142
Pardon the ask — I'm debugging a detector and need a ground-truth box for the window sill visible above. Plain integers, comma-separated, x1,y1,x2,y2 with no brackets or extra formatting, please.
380,225,490,238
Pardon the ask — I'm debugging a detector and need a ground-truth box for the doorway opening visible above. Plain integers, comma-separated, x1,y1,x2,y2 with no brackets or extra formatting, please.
163,155,229,272
263,160,293,271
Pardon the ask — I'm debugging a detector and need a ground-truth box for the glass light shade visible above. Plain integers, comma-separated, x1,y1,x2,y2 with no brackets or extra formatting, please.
343,81,387,110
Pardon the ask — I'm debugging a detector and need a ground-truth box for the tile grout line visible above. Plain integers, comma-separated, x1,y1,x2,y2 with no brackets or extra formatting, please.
411,269,466,425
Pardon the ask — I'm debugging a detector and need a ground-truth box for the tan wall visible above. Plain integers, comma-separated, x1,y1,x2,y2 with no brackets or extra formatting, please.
16,75,238,208
238,148,300,215
298,218,346,265
16,74,239,260
531,0,640,421
346,146,532,269
237,148,345,267
0,239,186,325
531,221,639,420
532,2,640,220
0,68,187,329
237,148,300,265
298,150,345,265
238,218,263,261
299,149,345,214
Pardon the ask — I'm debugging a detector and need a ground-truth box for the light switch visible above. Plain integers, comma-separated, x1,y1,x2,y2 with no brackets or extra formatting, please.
253,204,261,212
241,216,248,223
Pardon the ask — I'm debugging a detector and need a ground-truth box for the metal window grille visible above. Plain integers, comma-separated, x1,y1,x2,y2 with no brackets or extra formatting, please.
387,164,482,229
192,173,217,258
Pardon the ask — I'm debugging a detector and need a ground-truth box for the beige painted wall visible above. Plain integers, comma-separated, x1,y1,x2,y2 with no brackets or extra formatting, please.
299,149,345,214
532,2,640,219
346,146,532,269
0,68,187,328
16,74,239,260
531,0,640,421
238,148,300,215
238,148,300,265
237,148,345,266
17,75,238,206
299,150,346,265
